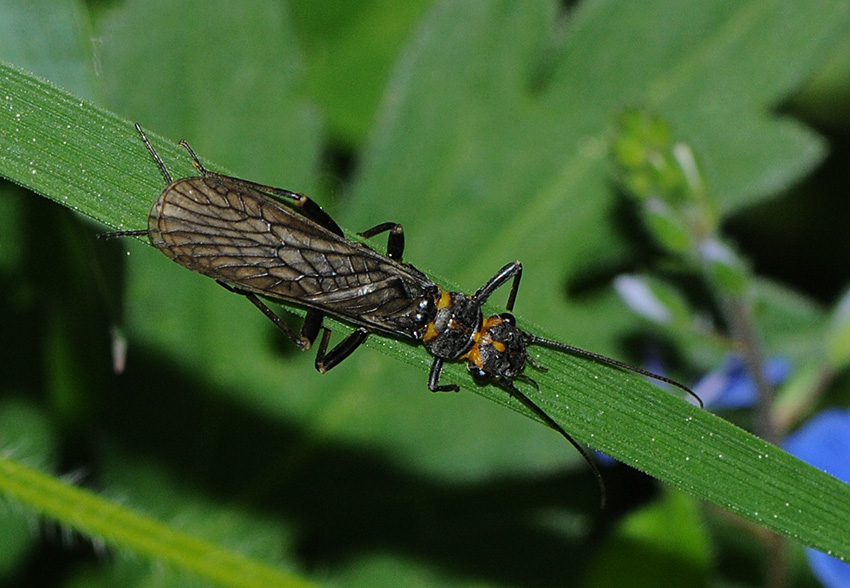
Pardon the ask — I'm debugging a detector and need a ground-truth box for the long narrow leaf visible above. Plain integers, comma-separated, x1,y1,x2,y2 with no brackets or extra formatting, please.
0,454,319,588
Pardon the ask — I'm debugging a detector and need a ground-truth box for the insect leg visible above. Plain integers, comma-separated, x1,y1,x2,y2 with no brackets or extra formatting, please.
286,192,344,237
215,282,311,350
240,291,313,350
359,222,405,261
97,229,148,240
220,282,348,359
472,260,523,311
314,327,370,373
427,357,459,392
300,309,325,346
244,185,344,237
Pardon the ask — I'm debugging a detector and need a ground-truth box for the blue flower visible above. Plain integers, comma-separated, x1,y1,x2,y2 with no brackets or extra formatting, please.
692,355,790,409
785,409,850,588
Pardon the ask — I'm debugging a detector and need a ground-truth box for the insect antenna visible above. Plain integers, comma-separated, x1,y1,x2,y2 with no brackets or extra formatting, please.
134,123,173,184
527,335,704,408
505,380,607,509
98,124,173,241
177,139,208,175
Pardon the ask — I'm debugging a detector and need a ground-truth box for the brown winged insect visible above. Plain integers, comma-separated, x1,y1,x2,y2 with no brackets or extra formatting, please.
102,124,703,507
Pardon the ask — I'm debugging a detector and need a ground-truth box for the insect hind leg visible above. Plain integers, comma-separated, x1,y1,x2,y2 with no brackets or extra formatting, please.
219,283,371,372
218,282,319,350
97,229,148,240
314,327,370,373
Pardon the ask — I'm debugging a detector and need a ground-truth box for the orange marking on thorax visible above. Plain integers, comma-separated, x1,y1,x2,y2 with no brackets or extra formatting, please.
422,288,452,343
461,315,506,368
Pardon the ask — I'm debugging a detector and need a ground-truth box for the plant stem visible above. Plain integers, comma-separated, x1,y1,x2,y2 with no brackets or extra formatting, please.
720,295,787,588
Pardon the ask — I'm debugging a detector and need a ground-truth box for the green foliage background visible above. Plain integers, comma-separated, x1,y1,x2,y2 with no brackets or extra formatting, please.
2,1,850,587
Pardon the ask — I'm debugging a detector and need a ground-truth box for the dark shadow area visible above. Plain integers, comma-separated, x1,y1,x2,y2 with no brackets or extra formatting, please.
4,529,98,588
725,134,850,305
95,341,656,588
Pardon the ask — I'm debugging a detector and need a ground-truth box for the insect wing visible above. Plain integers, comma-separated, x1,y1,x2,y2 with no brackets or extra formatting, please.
147,176,437,336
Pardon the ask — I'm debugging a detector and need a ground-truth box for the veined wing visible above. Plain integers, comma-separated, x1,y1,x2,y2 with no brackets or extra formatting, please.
147,176,438,337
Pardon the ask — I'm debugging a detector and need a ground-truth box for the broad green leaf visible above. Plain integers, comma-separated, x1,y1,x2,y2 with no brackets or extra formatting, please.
86,0,577,480
585,490,710,588
0,0,95,99
336,0,850,563
288,0,432,145
96,0,323,195
347,0,842,351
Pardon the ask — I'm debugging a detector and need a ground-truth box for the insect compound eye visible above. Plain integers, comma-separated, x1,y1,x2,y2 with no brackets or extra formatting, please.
467,363,489,382
497,312,516,326
414,297,435,324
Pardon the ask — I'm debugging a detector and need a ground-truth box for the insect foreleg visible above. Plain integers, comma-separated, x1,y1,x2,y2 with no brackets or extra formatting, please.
472,260,523,311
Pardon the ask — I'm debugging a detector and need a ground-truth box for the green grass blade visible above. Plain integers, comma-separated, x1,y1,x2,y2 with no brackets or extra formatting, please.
0,60,196,233
527,344,850,560
0,454,319,588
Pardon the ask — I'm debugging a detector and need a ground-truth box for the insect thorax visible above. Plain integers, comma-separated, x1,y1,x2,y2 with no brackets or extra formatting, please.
422,291,482,360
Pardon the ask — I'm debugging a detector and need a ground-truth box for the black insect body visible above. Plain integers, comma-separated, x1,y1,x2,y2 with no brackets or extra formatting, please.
103,125,703,506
